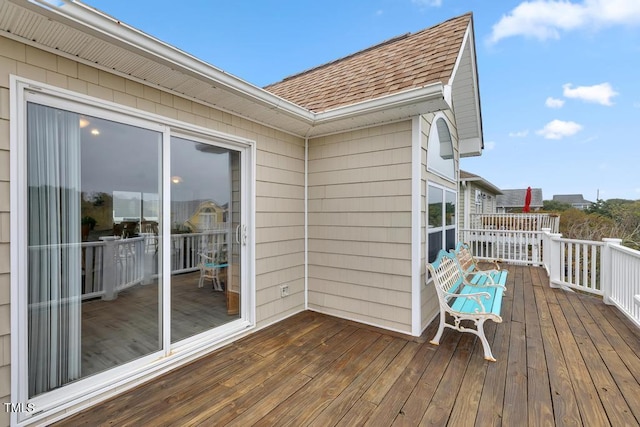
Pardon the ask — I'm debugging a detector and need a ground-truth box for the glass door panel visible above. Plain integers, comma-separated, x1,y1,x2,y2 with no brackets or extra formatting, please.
26,103,162,397
170,137,241,343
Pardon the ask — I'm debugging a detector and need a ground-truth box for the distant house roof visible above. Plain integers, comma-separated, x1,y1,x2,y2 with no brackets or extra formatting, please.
460,170,502,195
265,13,471,113
552,194,593,205
497,188,544,209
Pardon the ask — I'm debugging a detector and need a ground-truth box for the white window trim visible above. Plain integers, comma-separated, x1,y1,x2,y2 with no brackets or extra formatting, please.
10,75,256,425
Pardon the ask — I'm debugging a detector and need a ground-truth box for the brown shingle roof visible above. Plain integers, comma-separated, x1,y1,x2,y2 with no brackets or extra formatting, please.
264,13,471,113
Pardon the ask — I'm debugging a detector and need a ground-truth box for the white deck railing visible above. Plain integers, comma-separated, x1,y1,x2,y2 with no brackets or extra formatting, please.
461,219,640,329
606,242,640,328
469,213,560,233
460,229,544,266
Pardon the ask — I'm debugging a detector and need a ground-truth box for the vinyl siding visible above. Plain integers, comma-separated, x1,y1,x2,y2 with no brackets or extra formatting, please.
0,38,306,421
307,121,414,333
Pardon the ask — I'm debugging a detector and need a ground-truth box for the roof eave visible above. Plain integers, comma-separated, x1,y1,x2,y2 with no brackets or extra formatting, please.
5,0,451,138
9,0,315,128
308,83,447,137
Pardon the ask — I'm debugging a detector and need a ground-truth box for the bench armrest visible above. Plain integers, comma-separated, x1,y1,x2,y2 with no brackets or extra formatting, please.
444,290,492,313
464,271,506,290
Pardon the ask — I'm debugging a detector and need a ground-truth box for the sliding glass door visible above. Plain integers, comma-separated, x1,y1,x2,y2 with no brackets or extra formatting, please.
170,136,242,342
26,102,163,396
20,87,251,405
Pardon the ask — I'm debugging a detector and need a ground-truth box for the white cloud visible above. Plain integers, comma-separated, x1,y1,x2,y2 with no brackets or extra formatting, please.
508,130,529,137
489,0,640,44
545,97,565,108
562,82,618,106
633,101,640,108
537,119,583,139
484,141,496,150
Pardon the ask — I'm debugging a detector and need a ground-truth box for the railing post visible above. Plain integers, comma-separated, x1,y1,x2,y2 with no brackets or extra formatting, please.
541,228,551,271
141,233,154,285
100,236,118,300
601,237,622,305
548,232,563,288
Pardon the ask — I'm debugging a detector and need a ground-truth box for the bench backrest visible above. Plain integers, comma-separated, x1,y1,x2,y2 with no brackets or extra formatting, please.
452,242,476,275
427,250,465,298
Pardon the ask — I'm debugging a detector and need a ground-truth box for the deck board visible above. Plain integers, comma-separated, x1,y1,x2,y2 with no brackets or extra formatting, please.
54,265,640,427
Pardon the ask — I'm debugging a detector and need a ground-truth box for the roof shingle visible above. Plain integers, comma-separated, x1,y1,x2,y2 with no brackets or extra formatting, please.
264,13,471,112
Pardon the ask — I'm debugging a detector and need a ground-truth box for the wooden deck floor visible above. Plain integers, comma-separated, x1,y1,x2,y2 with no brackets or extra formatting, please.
56,265,640,426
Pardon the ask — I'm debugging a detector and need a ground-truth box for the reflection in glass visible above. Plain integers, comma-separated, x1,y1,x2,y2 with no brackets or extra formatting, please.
170,137,240,343
27,104,162,397
445,191,456,227
428,187,443,229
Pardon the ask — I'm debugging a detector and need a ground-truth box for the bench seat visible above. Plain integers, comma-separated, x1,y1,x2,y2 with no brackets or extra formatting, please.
450,284,505,318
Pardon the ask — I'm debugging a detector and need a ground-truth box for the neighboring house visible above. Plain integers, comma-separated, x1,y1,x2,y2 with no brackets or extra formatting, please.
552,194,594,210
0,2,484,425
497,188,544,212
458,170,502,230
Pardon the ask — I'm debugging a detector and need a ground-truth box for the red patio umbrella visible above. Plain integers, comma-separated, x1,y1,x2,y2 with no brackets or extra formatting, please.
523,187,532,213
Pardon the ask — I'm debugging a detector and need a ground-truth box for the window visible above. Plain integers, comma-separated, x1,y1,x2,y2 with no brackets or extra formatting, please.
427,184,457,263
427,117,455,180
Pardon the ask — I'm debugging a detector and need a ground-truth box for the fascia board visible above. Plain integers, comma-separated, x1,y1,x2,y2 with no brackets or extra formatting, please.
315,84,445,123
448,18,484,152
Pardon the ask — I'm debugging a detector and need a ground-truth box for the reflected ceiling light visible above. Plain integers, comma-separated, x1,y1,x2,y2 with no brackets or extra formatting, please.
171,176,183,184
90,129,100,136
79,118,90,128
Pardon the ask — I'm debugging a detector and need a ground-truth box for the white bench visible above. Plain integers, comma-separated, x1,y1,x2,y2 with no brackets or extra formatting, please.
427,249,508,361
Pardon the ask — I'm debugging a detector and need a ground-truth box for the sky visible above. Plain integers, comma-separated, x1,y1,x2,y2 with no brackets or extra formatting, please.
78,0,640,201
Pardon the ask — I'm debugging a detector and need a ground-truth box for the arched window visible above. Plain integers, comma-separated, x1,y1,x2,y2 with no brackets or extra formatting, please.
427,117,455,180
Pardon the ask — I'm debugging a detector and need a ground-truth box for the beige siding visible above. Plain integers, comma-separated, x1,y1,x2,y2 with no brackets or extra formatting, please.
307,121,414,333
420,111,460,331
0,37,306,417
0,37,12,427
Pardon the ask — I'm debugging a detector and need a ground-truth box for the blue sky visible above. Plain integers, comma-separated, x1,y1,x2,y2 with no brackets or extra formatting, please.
82,0,640,201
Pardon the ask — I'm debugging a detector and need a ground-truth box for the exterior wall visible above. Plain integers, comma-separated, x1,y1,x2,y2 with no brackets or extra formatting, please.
420,111,459,331
0,36,306,423
307,121,413,333
459,182,498,230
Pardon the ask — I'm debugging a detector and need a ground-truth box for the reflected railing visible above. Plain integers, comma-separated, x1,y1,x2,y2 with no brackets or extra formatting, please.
79,226,230,300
